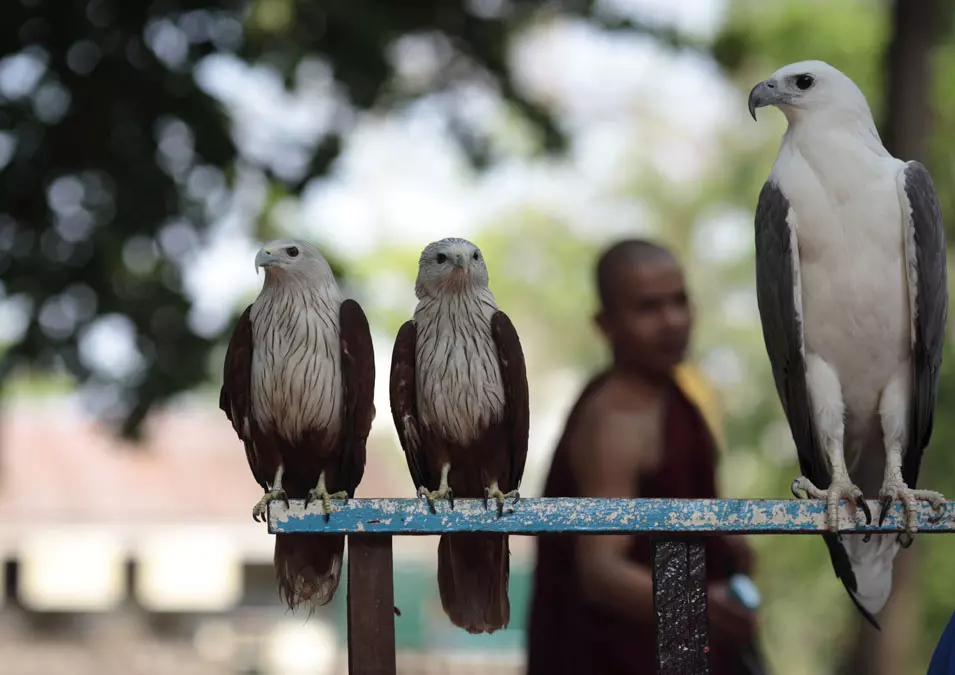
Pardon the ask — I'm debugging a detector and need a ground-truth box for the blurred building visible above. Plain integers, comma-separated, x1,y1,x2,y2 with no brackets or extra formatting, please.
0,397,531,674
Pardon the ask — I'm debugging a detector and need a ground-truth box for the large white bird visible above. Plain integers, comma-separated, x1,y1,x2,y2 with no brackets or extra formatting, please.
749,61,948,627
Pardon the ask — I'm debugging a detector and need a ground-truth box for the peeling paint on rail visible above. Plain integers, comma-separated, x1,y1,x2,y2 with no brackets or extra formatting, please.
267,498,955,535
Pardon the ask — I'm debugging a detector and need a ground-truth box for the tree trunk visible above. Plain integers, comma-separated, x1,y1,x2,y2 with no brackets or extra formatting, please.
838,1,940,673
882,0,938,161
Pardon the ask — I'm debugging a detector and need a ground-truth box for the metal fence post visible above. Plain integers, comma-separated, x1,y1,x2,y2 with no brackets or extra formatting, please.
652,537,710,675
347,535,397,675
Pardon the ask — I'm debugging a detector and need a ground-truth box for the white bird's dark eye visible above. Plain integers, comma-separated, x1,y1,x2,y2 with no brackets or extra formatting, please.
287,246,299,257
436,253,447,263
472,252,479,261
795,74,814,90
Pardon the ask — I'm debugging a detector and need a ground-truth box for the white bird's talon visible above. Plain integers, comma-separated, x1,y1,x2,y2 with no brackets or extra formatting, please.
878,480,945,536
929,500,947,523
792,476,827,500
791,475,865,533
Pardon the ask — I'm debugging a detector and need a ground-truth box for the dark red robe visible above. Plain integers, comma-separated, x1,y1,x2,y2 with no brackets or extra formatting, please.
526,371,752,675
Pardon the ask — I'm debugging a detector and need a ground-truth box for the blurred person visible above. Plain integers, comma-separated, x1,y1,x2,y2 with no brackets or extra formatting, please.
525,239,763,675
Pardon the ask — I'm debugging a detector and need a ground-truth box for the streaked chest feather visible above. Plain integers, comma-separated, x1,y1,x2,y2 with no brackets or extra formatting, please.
250,290,343,442
414,292,506,446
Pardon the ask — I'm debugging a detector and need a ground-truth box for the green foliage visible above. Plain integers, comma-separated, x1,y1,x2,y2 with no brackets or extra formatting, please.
928,37,955,239
0,0,241,436
713,0,889,102
0,0,626,436
239,0,572,175
0,0,700,436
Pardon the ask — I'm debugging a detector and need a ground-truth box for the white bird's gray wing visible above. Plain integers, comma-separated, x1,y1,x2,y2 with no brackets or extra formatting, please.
755,179,880,629
901,161,948,490
754,180,826,484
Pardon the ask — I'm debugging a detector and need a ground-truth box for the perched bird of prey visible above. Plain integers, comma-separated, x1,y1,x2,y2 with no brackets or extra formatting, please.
389,237,529,634
220,238,375,611
749,61,948,627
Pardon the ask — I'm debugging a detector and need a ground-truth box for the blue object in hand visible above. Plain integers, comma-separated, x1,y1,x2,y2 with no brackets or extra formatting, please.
928,611,955,675
728,574,761,611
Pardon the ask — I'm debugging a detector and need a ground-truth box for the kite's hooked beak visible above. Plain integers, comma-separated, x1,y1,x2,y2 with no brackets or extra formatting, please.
453,253,467,269
748,79,787,121
255,248,275,273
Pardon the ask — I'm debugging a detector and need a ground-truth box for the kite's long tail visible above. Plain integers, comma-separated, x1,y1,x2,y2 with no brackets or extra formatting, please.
274,533,344,612
830,532,900,630
437,532,510,634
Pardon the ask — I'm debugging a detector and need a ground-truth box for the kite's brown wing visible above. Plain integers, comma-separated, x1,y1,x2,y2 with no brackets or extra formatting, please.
220,304,272,489
339,298,376,497
491,311,529,493
389,320,430,490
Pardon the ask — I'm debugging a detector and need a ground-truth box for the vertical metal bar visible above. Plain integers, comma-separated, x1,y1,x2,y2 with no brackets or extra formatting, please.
652,537,710,675
347,535,397,675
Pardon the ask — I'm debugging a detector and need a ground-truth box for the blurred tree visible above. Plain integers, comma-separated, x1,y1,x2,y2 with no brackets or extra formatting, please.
0,0,683,437
0,0,243,436
237,0,711,177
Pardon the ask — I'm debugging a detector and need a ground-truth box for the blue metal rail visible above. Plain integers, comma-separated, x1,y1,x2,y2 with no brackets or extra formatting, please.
267,497,955,675
268,497,955,534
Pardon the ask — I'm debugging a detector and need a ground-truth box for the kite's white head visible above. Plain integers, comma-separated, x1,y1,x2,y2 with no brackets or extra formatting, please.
414,237,490,299
254,238,336,287
748,60,874,127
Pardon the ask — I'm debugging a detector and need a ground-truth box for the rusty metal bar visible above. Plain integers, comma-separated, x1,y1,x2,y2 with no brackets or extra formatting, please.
652,538,710,675
347,535,396,675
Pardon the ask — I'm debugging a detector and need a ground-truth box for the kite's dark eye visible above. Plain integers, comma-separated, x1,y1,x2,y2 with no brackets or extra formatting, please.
472,251,479,261
287,246,299,257
436,253,447,264
795,74,814,90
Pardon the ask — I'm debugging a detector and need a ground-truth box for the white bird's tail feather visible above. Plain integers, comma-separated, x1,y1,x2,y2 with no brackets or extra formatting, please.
841,533,899,615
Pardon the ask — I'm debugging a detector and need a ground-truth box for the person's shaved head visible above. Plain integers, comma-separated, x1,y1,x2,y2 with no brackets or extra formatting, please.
596,239,675,310
593,238,692,377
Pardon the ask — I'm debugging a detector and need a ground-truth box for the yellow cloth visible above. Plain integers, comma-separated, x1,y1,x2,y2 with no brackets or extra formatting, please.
674,362,724,448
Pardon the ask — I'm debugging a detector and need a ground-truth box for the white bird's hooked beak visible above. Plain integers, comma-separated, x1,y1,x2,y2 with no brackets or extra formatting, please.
255,247,275,274
748,79,790,121
453,253,468,269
